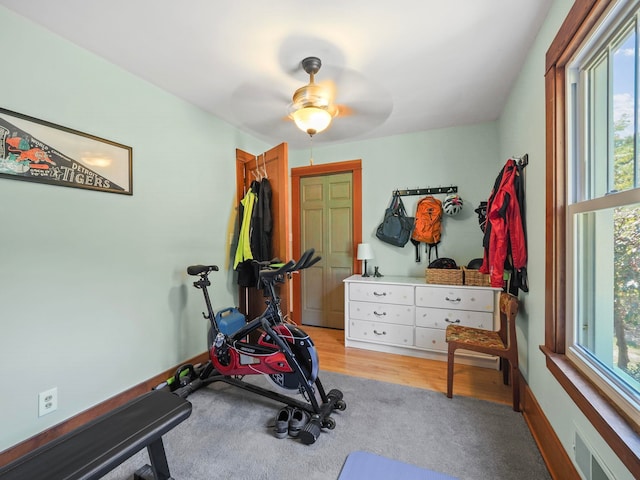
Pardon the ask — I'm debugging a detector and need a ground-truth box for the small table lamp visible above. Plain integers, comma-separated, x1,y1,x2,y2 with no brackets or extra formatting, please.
357,243,374,277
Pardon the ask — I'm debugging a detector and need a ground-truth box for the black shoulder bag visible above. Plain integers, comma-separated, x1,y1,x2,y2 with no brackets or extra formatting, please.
376,193,415,247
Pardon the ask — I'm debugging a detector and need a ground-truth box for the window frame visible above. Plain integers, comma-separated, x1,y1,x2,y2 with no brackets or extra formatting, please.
544,0,640,475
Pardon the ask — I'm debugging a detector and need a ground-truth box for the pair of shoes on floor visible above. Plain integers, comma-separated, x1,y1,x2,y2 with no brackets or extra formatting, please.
273,407,310,439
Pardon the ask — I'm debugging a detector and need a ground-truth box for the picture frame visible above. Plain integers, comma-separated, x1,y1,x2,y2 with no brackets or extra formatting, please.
0,107,133,195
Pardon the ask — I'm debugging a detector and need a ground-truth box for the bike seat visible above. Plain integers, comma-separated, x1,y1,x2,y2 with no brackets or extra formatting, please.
187,264,219,276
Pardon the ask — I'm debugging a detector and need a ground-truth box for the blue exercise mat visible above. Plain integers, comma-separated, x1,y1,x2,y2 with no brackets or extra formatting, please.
337,451,458,480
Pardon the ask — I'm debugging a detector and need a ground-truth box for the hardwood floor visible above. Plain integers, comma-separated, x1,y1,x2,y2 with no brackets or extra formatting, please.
305,325,512,406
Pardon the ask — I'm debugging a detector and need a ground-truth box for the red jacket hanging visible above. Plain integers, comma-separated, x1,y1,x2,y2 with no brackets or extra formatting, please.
479,159,528,291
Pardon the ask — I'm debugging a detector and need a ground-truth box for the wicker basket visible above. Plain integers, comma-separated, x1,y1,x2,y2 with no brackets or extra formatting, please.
463,267,490,286
425,267,463,285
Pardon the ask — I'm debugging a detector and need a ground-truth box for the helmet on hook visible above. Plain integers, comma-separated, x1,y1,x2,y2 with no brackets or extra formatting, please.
443,194,463,216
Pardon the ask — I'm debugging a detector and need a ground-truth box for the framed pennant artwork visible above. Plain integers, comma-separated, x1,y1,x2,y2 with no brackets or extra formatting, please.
0,107,133,195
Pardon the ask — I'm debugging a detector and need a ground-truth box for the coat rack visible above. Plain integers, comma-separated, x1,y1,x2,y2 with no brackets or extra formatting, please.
394,186,458,196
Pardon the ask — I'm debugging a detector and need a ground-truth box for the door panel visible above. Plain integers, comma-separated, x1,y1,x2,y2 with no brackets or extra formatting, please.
300,172,353,328
290,160,362,328
303,266,324,318
329,266,352,312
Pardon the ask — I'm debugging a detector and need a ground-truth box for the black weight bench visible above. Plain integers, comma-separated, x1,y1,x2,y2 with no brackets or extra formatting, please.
0,390,192,480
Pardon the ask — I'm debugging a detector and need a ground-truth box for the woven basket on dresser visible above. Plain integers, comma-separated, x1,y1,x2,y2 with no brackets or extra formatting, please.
463,267,491,286
425,267,463,285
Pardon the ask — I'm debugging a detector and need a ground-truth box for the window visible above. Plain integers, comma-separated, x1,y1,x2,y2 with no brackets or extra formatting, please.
546,0,640,474
567,2,640,424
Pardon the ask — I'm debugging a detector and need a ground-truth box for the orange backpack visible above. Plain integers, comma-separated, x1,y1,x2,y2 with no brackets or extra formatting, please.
412,196,443,246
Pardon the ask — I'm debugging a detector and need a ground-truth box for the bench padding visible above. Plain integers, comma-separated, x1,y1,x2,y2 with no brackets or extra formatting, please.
0,390,191,480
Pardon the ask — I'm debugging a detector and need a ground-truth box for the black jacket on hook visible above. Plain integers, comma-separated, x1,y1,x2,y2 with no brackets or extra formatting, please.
236,178,273,287
250,178,273,262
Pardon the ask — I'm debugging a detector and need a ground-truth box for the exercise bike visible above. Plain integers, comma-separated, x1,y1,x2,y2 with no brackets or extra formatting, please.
169,248,345,444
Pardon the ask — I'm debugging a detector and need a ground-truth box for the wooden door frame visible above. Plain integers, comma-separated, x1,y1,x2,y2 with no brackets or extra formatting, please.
290,159,362,325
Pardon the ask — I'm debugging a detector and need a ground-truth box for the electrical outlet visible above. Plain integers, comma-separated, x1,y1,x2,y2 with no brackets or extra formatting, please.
38,387,58,417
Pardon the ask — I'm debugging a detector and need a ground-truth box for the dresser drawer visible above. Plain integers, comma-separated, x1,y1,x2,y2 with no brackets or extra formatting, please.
415,286,494,312
349,282,414,305
348,320,413,347
415,327,447,352
415,307,493,330
349,301,414,325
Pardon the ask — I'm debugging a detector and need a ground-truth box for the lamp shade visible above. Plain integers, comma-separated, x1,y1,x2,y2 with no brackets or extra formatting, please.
357,243,374,261
291,106,333,136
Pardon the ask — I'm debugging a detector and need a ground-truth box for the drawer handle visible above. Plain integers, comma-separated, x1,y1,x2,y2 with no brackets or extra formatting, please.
373,291,387,297
445,318,461,324
373,330,387,336
445,296,461,303
373,311,387,317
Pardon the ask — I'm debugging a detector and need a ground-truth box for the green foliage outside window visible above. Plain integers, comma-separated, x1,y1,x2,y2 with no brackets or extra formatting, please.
613,114,640,384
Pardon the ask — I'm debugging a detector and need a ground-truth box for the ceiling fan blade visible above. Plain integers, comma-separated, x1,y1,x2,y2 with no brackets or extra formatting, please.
334,104,353,117
321,106,392,142
232,81,290,108
316,63,393,134
229,81,292,134
316,79,337,103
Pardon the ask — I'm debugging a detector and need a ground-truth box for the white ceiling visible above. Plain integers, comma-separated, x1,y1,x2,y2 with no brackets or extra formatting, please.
0,0,553,150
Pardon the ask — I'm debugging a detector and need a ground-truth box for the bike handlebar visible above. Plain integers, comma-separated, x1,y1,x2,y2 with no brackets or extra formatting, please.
291,248,313,271
302,253,321,270
258,248,321,286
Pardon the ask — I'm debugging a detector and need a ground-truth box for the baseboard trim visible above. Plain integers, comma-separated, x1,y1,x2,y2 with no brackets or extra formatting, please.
521,379,580,480
0,352,209,466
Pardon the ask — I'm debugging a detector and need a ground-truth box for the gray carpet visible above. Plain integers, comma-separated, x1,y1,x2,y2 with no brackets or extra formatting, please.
103,371,550,480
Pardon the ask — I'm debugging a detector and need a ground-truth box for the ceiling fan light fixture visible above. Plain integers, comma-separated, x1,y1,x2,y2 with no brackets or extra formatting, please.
291,106,333,136
289,56,338,137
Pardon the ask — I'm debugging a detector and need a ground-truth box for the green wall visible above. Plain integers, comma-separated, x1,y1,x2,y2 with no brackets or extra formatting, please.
0,6,268,450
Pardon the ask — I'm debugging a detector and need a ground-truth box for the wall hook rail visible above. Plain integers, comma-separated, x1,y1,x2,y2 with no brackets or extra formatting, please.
513,154,528,167
394,185,458,197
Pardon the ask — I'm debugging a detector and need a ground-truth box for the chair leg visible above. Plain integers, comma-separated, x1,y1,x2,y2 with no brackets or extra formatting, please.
502,358,510,385
446,345,455,399
511,360,520,412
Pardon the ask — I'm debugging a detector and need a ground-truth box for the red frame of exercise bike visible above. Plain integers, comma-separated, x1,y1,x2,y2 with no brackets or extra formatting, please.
208,324,295,376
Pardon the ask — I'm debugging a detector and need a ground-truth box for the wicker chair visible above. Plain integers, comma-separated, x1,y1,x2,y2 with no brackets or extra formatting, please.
445,291,520,411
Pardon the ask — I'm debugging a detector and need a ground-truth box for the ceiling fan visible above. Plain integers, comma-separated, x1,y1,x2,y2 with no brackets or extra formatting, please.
230,54,393,147
288,56,340,137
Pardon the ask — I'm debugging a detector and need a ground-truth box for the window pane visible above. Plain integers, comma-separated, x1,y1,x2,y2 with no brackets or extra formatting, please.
575,203,640,398
613,26,637,192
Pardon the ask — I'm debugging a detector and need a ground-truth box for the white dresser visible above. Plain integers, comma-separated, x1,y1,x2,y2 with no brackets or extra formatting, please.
343,275,500,369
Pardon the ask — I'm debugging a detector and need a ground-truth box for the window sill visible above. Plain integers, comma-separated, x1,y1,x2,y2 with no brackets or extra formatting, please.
540,345,640,477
